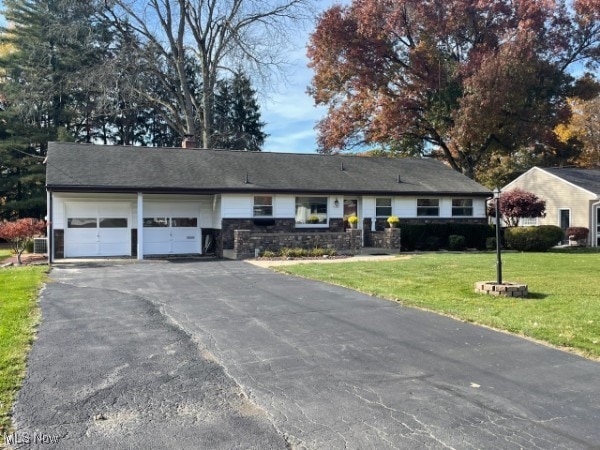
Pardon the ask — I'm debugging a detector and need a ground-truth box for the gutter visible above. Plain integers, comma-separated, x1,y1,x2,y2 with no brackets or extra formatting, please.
45,185,493,197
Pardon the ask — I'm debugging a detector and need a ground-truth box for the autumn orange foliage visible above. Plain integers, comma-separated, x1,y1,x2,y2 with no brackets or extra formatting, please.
308,0,600,181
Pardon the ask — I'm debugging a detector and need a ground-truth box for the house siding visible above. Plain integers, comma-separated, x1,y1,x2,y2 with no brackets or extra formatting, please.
504,168,596,230
221,193,487,222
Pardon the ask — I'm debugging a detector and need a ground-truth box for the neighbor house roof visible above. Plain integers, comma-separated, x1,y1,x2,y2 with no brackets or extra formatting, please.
46,142,491,196
541,167,600,196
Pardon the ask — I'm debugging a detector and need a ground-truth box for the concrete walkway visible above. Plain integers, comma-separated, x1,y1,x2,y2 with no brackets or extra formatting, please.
12,260,600,449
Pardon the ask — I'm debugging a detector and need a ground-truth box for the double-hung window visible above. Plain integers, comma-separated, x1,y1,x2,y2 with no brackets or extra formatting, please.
375,198,392,217
417,199,439,217
452,199,473,217
253,196,273,217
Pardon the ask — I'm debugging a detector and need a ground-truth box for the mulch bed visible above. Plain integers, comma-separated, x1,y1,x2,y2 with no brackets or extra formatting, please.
1,253,48,267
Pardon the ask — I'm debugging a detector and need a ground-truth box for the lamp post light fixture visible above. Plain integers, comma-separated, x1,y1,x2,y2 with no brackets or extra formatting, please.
493,187,503,285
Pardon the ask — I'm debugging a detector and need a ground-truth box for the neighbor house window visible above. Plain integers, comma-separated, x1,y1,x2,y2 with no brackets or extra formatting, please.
253,196,273,217
99,218,128,228
376,198,392,217
417,199,439,216
295,197,328,225
452,199,473,217
520,217,538,226
68,218,97,228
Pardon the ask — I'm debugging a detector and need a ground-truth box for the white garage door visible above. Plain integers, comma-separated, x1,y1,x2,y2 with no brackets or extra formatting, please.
65,202,131,257
143,202,201,255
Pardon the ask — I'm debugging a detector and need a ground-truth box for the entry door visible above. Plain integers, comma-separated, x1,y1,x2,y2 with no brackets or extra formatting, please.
143,202,200,255
344,198,358,229
559,209,571,232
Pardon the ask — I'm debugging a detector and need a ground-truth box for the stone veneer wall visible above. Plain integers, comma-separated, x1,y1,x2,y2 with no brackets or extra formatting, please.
221,218,345,250
363,228,401,252
232,229,362,260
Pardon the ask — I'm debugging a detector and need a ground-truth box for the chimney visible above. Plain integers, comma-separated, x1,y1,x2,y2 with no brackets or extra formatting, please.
182,134,196,149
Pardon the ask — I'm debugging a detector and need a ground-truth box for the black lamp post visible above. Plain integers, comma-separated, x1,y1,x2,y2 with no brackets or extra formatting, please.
494,187,503,285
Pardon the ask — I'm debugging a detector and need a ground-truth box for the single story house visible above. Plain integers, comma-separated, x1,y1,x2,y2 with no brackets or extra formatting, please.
502,166,600,246
45,142,491,261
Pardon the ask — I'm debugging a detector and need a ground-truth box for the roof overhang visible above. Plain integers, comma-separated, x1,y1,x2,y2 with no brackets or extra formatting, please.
47,185,492,197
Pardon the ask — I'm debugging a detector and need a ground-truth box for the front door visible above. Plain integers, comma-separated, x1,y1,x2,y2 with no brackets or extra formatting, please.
559,209,570,233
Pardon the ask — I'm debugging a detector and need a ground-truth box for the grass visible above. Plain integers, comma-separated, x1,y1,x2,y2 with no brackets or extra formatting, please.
0,249,12,262
277,252,600,359
0,266,47,435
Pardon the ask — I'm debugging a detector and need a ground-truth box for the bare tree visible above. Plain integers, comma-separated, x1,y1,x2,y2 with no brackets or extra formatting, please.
105,0,314,148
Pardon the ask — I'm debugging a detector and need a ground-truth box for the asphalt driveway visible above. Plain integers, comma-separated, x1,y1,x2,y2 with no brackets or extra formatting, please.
12,260,600,449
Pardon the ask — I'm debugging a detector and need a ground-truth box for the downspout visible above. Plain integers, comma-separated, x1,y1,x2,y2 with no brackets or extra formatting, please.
47,189,53,264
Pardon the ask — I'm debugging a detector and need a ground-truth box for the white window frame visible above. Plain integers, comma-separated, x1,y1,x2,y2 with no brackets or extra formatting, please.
253,195,273,217
375,198,393,218
520,217,539,227
451,198,473,217
417,198,440,217
295,196,329,228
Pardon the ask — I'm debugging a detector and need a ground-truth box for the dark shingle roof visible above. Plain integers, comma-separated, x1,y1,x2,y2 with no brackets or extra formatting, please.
46,142,490,196
542,167,600,196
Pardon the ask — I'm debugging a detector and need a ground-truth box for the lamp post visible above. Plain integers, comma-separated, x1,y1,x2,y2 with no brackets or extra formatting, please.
493,187,503,285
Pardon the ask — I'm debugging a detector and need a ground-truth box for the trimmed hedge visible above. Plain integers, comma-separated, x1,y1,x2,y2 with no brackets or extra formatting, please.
504,225,564,252
399,223,494,251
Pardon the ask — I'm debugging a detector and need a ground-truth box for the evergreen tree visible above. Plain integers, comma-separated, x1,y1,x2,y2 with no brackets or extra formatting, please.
213,72,266,151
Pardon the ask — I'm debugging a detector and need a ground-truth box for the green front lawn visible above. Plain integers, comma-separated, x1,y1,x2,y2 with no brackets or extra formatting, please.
0,266,47,434
0,249,12,262
277,252,600,359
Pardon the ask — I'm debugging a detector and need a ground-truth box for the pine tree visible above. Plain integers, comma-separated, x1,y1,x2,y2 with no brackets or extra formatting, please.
213,72,266,151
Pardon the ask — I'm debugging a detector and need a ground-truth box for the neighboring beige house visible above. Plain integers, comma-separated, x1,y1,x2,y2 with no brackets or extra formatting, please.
502,167,600,246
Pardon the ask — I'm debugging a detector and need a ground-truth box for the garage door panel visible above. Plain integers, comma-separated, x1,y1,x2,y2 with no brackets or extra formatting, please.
64,202,131,258
143,203,201,255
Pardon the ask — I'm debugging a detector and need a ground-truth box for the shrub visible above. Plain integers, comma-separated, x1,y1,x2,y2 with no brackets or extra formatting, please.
309,247,336,257
486,237,497,250
505,225,563,251
425,236,442,250
399,223,494,251
25,239,34,253
448,235,466,250
261,250,277,258
566,227,589,241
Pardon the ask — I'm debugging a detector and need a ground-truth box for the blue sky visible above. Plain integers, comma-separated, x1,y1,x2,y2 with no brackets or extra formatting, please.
261,1,343,154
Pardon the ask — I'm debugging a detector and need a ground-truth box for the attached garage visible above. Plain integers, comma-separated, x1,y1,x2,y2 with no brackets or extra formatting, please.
64,202,131,258
143,202,201,255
